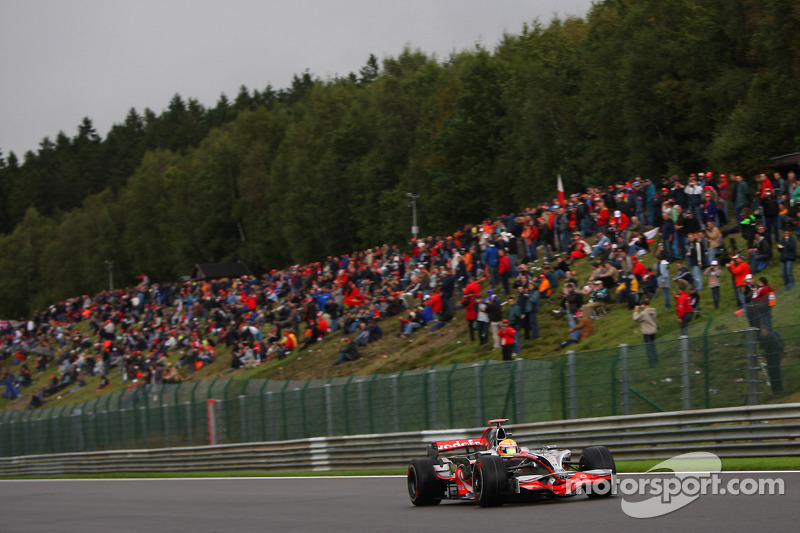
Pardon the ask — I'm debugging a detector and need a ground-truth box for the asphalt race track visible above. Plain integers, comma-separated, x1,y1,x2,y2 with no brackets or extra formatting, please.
0,473,796,532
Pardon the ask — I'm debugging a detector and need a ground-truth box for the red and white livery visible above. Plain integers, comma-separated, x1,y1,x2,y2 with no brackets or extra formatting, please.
408,419,616,507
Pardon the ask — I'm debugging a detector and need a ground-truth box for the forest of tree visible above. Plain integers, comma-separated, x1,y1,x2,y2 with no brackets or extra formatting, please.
0,0,798,317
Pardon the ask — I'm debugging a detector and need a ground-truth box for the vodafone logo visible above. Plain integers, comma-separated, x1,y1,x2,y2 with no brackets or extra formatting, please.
436,439,485,451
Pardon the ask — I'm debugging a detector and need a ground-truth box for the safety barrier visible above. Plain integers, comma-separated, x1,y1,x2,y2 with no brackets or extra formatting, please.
1,402,798,476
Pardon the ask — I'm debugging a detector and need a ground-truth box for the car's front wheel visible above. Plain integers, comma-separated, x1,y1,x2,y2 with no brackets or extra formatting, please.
579,445,616,498
473,456,508,507
408,458,444,506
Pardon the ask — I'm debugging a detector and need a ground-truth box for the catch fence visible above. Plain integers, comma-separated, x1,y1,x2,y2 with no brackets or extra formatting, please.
1,325,798,458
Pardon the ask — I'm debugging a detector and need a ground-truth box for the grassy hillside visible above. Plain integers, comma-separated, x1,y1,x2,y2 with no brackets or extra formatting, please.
3,238,798,414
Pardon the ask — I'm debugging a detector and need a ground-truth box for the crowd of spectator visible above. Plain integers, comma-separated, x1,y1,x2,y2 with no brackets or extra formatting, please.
2,168,799,405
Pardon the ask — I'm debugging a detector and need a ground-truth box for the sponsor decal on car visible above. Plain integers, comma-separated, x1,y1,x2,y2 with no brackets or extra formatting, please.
435,438,488,451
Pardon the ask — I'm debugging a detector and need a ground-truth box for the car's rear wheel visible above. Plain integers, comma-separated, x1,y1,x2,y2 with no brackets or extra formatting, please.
408,458,444,506
472,456,508,507
579,445,616,498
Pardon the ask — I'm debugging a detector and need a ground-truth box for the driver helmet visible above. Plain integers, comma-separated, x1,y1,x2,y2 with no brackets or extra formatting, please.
498,438,519,456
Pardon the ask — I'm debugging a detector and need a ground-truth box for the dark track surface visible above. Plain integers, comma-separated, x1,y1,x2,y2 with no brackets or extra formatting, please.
0,473,795,532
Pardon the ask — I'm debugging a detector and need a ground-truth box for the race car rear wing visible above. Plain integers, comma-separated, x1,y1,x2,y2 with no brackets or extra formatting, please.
429,438,489,455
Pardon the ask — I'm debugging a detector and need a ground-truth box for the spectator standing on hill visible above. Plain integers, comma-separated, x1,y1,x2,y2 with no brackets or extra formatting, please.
505,296,522,354
463,276,482,299
660,212,676,262
749,277,774,332
633,298,658,367
485,291,503,350
439,269,456,314
705,220,723,266
461,292,478,342
521,281,541,340
475,296,490,346
595,200,611,235
498,319,517,361
428,289,443,322
748,228,772,273
732,174,752,222
686,233,707,290
483,240,500,290
778,229,797,290
497,249,511,295
729,254,751,309
761,188,780,244
701,191,718,225
656,254,671,309
704,260,722,309
674,286,693,336
756,172,774,199
741,274,758,326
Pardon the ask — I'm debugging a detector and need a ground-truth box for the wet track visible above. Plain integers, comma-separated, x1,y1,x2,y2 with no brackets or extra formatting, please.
1,473,796,532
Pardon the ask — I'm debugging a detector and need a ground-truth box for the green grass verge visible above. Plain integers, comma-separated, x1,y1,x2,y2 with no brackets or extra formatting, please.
619,456,800,472
3,457,798,479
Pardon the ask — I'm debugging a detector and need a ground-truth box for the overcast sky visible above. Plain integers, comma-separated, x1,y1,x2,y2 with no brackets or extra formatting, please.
0,0,594,158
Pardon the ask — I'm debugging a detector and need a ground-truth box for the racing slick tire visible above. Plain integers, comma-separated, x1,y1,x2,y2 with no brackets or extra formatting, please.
408,458,445,506
472,455,509,507
579,446,616,499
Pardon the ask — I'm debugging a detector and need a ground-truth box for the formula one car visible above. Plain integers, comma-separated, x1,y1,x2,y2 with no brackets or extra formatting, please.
408,419,616,507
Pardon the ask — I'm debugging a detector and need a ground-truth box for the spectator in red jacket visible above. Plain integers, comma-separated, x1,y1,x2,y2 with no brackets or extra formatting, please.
428,289,443,321
674,287,693,336
498,249,511,295
595,200,610,234
611,210,630,234
728,254,751,309
461,292,478,341
497,319,517,361
756,172,773,199
464,277,482,298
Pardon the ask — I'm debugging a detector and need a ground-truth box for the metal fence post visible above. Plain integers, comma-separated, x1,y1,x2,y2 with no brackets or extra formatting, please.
566,351,577,419
474,363,484,427
392,371,403,433
324,383,334,437
681,335,691,410
34,412,44,454
514,358,525,423
342,376,354,435
280,380,291,440
426,367,437,430
162,404,170,448
446,363,459,429
265,391,274,441
185,402,193,446
745,327,761,406
221,380,234,443
703,318,713,409
103,394,113,450
120,408,127,450
239,395,248,443
368,373,379,434
140,406,148,449
258,379,270,442
300,380,311,438
620,344,630,416
18,411,28,456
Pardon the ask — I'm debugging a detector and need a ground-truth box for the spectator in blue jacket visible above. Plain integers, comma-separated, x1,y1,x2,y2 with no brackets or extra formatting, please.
778,229,796,290
483,240,500,289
